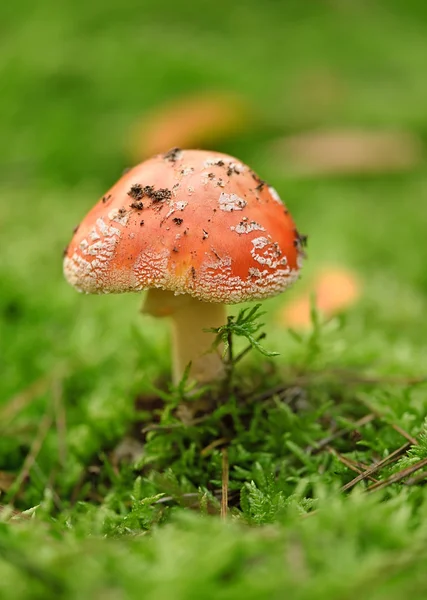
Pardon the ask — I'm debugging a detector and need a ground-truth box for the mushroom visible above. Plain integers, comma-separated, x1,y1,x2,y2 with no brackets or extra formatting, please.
63,149,304,384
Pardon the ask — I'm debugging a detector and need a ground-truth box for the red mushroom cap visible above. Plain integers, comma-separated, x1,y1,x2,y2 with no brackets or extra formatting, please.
64,149,304,304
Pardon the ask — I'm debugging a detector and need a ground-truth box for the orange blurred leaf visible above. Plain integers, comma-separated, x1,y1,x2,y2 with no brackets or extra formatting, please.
130,92,251,160
279,267,361,328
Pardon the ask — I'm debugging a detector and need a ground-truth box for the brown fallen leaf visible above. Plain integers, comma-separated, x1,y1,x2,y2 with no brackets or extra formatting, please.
271,129,422,176
279,267,361,328
129,91,250,160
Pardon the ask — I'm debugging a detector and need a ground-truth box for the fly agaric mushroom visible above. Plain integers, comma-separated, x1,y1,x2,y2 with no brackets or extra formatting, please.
64,149,305,384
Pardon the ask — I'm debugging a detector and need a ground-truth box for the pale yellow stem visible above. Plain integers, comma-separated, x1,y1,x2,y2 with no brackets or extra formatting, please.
142,289,226,385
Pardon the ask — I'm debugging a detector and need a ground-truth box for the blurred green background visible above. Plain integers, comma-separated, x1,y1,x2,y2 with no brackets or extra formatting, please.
2,1,427,598
2,0,427,384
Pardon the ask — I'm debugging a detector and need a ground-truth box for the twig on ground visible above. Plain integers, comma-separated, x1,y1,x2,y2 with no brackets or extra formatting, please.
327,446,379,483
366,458,427,493
341,443,411,492
221,447,229,520
8,412,53,504
52,378,67,466
355,395,419,445
307,414,376,455
405,471,427,486
201,437,229,457
388,424,418,446
247,369,427,406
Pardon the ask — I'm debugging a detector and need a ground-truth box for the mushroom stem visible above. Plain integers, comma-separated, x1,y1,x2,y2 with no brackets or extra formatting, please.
142,289,226,385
